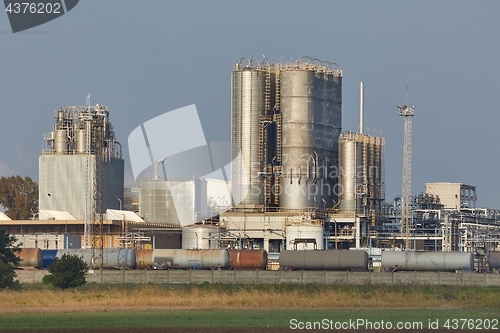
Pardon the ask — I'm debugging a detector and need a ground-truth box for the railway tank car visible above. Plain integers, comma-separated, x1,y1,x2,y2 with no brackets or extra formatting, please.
229,250,268,270
487,251,500,271
152,249,230,270
279,250,369,271
381,251,473,272
56,248,136,269
18,248,43,269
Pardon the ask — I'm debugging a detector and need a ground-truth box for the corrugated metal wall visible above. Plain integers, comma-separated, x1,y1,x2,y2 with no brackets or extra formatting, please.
39,155,124,220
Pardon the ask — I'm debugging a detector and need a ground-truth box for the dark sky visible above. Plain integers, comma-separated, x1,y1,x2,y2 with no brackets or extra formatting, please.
1,1,499,209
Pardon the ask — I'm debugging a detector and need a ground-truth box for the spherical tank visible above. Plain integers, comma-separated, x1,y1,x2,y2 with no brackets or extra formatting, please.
229,250,268,270
279,250,368,271
41,249,58,269
56,248,136,269
18,248,43,268
285,224,324,250
135,249,154,269
182,226,223,249
381,251,474,271
487,251,500,270
231,67,266,205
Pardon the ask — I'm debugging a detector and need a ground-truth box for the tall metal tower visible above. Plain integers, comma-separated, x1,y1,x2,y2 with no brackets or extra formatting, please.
397,84,415,250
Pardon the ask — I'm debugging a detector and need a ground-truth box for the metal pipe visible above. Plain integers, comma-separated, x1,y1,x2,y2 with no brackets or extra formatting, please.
360,81,364,135
154,157,166,179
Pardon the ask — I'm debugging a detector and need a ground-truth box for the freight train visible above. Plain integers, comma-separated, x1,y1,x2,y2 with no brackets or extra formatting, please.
17,248,269,270
16,248,500,272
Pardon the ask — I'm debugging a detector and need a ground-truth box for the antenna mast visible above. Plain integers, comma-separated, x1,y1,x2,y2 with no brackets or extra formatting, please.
397,82,415,250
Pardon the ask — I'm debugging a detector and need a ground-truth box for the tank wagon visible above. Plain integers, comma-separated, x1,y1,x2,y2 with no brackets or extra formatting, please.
17,248,492,273
41,249,58,269
487,251,500,271
279,250,369,271
229,250,268,270
17,248,43,269
152,249,230,270
55,248,136,269
381,251,473,272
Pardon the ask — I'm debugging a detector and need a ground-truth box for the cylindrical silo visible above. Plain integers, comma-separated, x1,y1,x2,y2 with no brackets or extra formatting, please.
285,224,324,250
75,130,87,154
54,130,68,154
231,64,267,205
279,61,342,209
280,68,316,209
338,132,364,213
182,225,223,249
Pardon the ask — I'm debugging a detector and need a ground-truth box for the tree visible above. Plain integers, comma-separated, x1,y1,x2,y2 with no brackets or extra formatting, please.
44,254,87,289
0,175,39,220
0,228,21,290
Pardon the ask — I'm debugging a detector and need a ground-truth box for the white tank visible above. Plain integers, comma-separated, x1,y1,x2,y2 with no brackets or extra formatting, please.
75,130,87,154
182,226,224,249
54,130,68,154
285,224,324,250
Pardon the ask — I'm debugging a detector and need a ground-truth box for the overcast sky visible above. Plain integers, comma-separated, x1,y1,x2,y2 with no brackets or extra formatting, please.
1,1,499,209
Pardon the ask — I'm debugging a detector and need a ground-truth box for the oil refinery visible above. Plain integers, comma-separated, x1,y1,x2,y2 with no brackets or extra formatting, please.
2,56,500,274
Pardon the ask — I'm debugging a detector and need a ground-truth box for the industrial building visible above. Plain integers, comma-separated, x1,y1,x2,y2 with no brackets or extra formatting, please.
425,182,477,210
224,57,387,252
3,57,500,265
38,103,124,220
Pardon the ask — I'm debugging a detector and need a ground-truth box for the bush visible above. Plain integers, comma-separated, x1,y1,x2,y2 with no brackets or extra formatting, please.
0,261,20,290
46,254,87,289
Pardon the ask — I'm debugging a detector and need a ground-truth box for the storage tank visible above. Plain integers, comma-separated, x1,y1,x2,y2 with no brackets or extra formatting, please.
338,132,385,214
279,250,368,271
182,225,223,249
231,63,267,205
286,224,324,250
75,130,87,154
229,250,268,270
135,249,153,269
152,249,229,269
487,251,500,270
41,249,58,269
381,251,473,271
18,248,43,268
54,130,68,154
56,248,136,269
279,61,342,209
338,133,363,213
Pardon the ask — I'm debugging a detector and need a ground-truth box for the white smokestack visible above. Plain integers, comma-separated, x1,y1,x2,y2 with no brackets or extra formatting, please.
360,81,364,135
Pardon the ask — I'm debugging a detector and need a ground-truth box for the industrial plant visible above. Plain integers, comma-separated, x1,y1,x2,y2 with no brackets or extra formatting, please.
2,56,500,274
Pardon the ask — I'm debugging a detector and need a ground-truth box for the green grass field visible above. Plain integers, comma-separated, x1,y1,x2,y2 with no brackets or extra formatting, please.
1,309,499,330
0,283,499,330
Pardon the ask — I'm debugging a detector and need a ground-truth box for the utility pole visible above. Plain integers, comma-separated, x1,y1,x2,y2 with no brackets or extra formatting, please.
397,83,415,250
